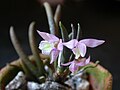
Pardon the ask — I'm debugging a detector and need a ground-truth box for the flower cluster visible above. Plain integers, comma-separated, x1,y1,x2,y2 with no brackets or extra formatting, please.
37,30,105,73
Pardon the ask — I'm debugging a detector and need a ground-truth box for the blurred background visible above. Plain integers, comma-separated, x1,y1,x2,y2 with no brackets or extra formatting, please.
0,0,120,89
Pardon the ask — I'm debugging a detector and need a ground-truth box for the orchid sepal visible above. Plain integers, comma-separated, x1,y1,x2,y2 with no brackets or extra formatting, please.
50,49,60,64
79,39,105,48
37,30,59,43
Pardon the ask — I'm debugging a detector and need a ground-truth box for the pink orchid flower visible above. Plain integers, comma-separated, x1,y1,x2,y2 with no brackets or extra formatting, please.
63,39,105,59
37,31,63,64
62,56,90,73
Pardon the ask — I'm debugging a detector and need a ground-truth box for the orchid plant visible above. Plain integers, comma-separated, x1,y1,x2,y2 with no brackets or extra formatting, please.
7,2,105,85
35,2,105,82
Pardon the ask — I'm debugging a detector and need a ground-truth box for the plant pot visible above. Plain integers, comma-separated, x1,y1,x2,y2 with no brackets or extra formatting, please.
0,54,112,90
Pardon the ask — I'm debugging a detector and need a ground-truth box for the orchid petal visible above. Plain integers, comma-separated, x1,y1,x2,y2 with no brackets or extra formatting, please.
69,61,78,73
37,30,59,42
49,34,59,42
77,42,86,57
50,49,60,64
80,39,105,48
57,39,63,51
39,41,55,55
37,31,50,41
63,39,78,49
72,43,86,59
85,56,90,65
72,47,81,59
41,50,50,55
61,61,72,66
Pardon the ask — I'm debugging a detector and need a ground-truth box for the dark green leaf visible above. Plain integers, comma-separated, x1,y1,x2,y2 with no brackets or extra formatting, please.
28,22,46,76
10,27,40,81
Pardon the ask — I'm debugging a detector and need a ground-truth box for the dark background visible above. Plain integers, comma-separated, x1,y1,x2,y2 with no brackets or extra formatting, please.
0,0,120,89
